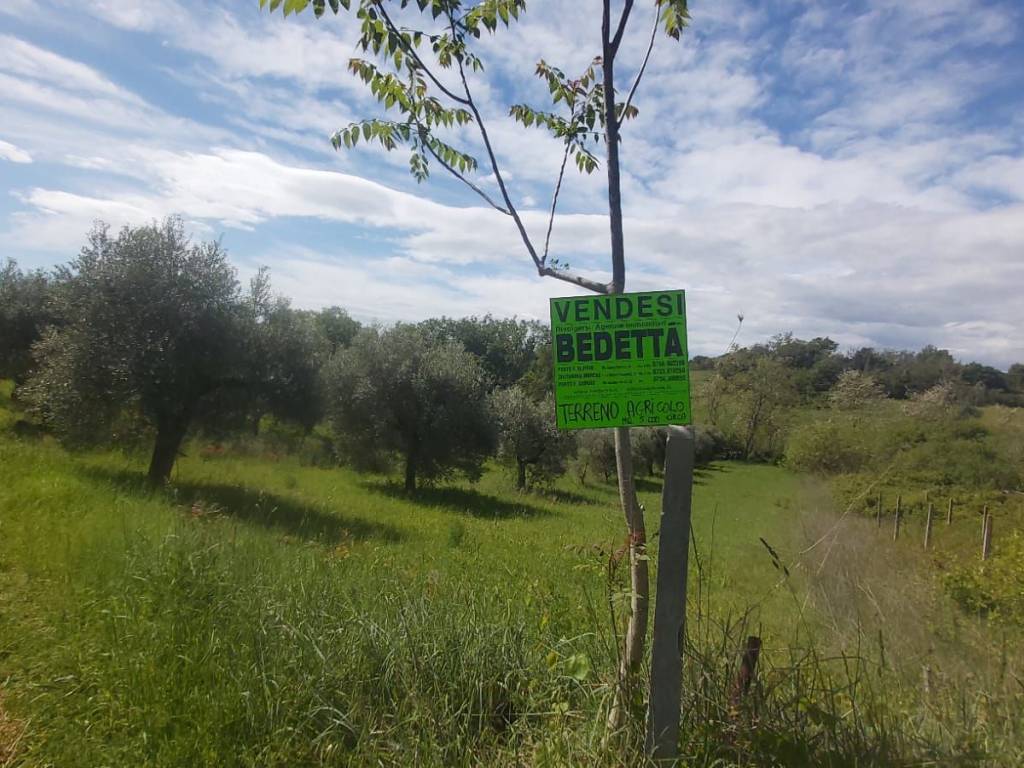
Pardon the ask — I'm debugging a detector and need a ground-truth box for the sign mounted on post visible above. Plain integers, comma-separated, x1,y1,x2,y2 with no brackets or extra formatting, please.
550,290,691,429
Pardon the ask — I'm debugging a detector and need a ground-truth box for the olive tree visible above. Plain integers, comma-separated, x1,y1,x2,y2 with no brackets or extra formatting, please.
22,219,311,486
324,324,497,491
732,357,797,460
238,269,326,433
264,0,692,705
631,426,666,476
492,385,575,489
573,427,618,484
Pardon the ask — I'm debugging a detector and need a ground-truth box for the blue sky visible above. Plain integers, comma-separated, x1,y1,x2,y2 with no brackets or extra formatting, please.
1,0,1022,367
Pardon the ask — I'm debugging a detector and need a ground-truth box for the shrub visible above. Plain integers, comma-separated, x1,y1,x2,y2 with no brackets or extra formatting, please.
785,419,870,474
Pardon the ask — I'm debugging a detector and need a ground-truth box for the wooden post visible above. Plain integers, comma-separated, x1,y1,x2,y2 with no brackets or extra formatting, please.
946,498,953,525
893,494,902,541
876,492,882,528
924,503,934,550
982,509,993,561
645,426,695,763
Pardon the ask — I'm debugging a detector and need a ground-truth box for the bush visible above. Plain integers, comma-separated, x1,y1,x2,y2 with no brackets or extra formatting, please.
943,531,1024,624
785,419,870,475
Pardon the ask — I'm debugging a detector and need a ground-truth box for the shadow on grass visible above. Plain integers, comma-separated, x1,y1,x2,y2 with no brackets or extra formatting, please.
79,466,404,545
634,476,664,494
360,480,553,519
694,462,732,486
531,488,600,506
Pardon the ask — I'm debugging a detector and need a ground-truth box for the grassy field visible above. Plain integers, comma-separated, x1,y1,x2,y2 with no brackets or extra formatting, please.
1,385,1022,765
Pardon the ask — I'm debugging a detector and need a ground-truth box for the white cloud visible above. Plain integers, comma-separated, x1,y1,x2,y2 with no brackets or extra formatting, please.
0,139,32,164
7,146,1023,366
0,34,144,103
1,1,1023,368
954,155,1024,201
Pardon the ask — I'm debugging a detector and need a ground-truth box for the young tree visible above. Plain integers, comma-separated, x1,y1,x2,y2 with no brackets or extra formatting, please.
828,369,886,411
264,0,692,705
731,357,796,460
492,385,576,489
0,259,54,384
22,219,303,486
324,324,496,491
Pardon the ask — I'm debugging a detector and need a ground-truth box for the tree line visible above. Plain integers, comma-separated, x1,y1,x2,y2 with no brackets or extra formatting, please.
693,334,1024,404
3,219,1021,489
0,219,574,490
695,334,1024,462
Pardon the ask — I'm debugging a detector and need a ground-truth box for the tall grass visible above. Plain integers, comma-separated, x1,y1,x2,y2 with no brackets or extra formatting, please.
2,404,1023,764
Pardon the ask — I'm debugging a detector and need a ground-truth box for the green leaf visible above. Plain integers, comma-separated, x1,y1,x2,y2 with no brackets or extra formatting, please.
563,653,590,682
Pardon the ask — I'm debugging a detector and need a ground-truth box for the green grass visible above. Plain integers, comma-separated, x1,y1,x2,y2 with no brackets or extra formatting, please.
2,387,1023,765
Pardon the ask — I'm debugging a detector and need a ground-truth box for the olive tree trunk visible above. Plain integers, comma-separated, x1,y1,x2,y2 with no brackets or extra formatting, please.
147,416,189,487
404,451,417,493
516,459,528,491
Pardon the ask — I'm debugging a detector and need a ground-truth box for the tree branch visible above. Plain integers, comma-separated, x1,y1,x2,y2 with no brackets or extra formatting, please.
375,3,471,106
610,0,635,55
426,9,614,294
620,4,658,123
539,265,612,294
542,137,572,266
421,137,511,215
448,13,543,271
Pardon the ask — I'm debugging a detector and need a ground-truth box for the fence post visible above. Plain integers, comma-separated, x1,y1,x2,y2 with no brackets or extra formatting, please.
947,498,953,525
646,425,695,763
924,502,934,550
876,492,882,528
893,494,902,541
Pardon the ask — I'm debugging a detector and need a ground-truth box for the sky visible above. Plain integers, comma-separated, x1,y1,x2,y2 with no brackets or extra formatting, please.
1,0,1022,368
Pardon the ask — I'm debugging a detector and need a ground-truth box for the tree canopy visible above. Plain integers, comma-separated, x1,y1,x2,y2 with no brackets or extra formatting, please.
324,323,497,491
0,259,55,384
22,219,316,485
419,315,544,388
492,385,575,489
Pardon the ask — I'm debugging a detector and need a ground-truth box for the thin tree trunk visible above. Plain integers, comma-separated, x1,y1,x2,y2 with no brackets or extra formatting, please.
601,0,648,731
602,16,626,295
147,416,189,487
516,459,528,491
615,427,648,670
404,449,417,493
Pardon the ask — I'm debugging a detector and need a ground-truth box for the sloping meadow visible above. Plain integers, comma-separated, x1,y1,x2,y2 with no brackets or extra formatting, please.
1,399,1022,765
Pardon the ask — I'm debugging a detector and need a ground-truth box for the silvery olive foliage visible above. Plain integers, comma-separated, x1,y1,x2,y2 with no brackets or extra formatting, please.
491,385,576,489
0,259,54,384
324,323,498,490
22,218,319,484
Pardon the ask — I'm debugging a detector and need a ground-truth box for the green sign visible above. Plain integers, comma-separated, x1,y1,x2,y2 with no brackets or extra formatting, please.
550,290,691,429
